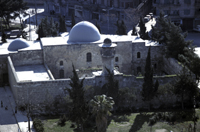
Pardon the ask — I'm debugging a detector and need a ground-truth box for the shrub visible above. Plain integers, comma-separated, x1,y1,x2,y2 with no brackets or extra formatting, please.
149,116,157,126
57,115,67,126
33,118,44,132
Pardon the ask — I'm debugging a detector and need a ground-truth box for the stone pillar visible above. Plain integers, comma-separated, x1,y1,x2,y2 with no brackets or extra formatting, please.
99,38,117,75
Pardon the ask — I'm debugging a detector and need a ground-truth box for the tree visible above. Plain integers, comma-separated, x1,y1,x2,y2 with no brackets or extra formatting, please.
102,68,119,108
151,12,192,60
71,13,75,28
66,64,88,131
131,24,137,35
1,28,7,43
59,15,67,33
173,67,199,109
0,0,28,29
123,7,143,30
89,95,114,132
115,20,126,35
36,17,58,38
95,21,101,33
142,47,158,107
139,16,149,40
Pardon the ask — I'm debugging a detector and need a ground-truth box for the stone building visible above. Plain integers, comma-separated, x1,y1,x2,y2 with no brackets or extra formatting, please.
0,21,182,106
44,0,152,27
153,0,200,30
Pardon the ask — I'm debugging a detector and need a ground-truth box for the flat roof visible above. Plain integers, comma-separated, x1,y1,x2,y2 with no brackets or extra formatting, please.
15,65,50,81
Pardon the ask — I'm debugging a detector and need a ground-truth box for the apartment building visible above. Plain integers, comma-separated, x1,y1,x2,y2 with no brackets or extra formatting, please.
44,0,151,26
153,0,200,30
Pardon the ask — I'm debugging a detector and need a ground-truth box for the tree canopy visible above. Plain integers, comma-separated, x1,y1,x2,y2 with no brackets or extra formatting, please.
115,20,127,35
0,0,28,29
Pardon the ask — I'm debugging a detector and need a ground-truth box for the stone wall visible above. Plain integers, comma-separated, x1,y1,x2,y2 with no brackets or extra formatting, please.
132,42,163,75
9,50,43,66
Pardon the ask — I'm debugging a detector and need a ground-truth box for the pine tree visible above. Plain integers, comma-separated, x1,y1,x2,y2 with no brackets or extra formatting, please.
173,67,199,109
66,64,88,131
151,12,192,60
142,47,158,106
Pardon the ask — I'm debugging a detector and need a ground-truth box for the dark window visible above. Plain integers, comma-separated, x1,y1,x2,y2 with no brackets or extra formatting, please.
137,67,141,74
115,57,119,62
184,9,190,15
184,0,191,4
137,52,140,58
87,52,92,62
154,64,157,69
60,69,64,78
60,61,63,66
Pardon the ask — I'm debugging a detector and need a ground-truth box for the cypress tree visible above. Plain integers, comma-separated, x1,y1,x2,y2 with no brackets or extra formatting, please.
95,21,101,33
139,16,149,40
71,13,75,28
66,64,88,131
59,16,67,33
142,47,158,107
1,28,7,43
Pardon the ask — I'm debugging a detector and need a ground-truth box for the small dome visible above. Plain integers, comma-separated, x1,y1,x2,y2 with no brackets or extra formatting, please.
8,38,30,51
68,21,101,43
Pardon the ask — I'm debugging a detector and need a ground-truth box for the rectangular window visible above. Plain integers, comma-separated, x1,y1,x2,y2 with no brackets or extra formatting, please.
121,2,124,8
184,0,191,4
184,9,190,15
164,0,170,4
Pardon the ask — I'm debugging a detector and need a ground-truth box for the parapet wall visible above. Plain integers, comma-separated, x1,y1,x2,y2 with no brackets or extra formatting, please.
13,73,177,106
9,50,43,66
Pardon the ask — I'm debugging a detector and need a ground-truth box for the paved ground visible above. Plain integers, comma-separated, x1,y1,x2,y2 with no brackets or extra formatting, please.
0,86,34,132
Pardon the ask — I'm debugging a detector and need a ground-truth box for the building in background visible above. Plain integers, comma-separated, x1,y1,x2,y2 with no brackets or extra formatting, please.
153,0,200,31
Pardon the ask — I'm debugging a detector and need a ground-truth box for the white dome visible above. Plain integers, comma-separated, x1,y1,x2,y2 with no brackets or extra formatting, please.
8,38,30,51
68,21,101,43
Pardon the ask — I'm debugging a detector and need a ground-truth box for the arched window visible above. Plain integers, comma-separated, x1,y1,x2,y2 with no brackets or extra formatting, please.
60,61,63,66
137,67,141,74
115,57,119,62
59,69,64,78
137,52,140,58
86,52,92,62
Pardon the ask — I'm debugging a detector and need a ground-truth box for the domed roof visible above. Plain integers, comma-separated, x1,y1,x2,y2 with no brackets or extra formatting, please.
68,21,101,43
8,38,30,51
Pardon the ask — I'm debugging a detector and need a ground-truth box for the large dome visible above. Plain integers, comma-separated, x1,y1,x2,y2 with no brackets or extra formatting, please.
8,38,30,51
68,21,101,43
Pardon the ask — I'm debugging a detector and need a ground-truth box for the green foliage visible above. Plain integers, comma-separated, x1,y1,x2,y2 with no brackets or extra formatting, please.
173,67,199,109
115,20,127,35
118,87,136,107
139,16,149,40
57,115,67,126
59,15,67,33
151,12,192,60
102,67,119,106
33,118,44,132
66,64,88,130
0,0,28,29
89,94,114,132
142,47,158,101
1,28,7,43
36,17,58,39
